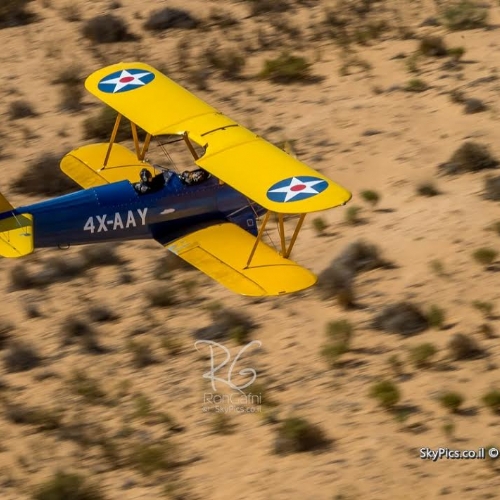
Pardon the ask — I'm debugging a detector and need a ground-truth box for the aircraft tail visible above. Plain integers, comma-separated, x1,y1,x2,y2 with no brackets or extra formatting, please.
0,194,34,258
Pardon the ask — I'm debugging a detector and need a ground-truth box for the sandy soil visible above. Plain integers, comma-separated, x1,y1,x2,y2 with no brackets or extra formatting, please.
1,1,500,499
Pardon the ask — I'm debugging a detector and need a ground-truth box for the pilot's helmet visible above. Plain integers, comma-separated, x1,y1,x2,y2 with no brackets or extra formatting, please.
140,169,152,182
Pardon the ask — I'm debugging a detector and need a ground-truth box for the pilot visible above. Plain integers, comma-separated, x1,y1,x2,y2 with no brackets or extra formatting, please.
180,168,210,186
135,168,154,194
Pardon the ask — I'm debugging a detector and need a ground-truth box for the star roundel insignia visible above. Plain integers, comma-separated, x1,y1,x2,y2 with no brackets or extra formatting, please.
267,176,329,203
98,69,155,94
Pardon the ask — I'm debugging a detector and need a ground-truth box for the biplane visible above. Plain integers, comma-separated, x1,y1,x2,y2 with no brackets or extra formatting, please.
0,62,351,296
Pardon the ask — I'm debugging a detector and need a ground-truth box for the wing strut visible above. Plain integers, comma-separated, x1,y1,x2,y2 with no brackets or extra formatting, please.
284,213,306,258
246,210,271,268
102,113,122,168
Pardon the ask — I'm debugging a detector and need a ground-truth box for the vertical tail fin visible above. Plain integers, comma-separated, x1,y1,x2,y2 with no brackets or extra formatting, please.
0,193,34,258
0,193,13,213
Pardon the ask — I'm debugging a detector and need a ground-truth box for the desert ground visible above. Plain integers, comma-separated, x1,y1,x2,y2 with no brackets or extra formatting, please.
1,0,500,499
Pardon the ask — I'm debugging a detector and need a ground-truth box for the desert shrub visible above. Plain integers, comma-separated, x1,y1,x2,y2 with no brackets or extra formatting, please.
0,321,12,350
260,53,312,83
472,300,494,319
208,9,239,28
360,189,380,207
317,240,388,307
472,247,498,267
0,0,35,28
369,380,401,409
69,370,107,403
334,240,388,273
88,305,118,323
429,259,446,276
419,36,447,57
439,391,464,413
447,333,482,360
127,340,156,368
4,340,41,373
317,263,355,308
484,175,500,201
247,0,291,16
33,471,106,500
131,443,174,475
9,100,37,119
427,305,446,329
408,342,437,368
447,46,466,61
60,3,81,22
322,319,353,367
443,1,488,31
82,14,135,43
387,354,404,377
8,264,34,291
464,97,487,114
404,78,428,92
211,413,234,435
59,83,84,112
53,65,84,86
438,142,499,175
345,205,362,225
80,245,123,269
312,216,328,235
146,285,178,308
372,302,429,336
194,306,256,343
61,317,104,354
274,417,328,454
11,152,78,196
417,181,440,197
83,106,144,141
144,7,198,31
482,389,500,414
5,403,62,431
479,323,495,339
206,48,246,79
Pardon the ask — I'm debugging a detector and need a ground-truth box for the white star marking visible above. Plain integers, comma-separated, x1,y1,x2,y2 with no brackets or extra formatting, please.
100,70,151,93
268,177,325,202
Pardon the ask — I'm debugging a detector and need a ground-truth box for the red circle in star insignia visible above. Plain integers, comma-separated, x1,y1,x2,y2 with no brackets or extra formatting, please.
291,184,306,192
120,76,134,83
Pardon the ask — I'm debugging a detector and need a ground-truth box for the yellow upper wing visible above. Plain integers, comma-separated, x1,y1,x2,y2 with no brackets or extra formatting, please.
85,62,351,213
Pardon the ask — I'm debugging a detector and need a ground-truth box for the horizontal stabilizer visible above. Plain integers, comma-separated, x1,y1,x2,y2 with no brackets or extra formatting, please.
0,213,34,258
61,143,153,189
166,223,316,296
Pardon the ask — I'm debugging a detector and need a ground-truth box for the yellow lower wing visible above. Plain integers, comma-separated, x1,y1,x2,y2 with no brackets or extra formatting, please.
166,223,316,296
61,143,153,189
0,214,34,258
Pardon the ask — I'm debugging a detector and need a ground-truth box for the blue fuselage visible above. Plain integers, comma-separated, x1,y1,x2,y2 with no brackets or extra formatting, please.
4,172,259,249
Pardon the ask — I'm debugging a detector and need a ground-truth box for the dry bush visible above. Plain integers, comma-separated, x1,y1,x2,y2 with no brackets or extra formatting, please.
447,333,483,360
0,321,12,350
372,302,429,336
80,245,124,269
11,152,78,196
484,175,500,202
33,471,107,500
5,402,62,431
0,0,35,28
59,83,84,112
69,370,107,403
318,240,388,308
419,36,447,57
247,0,292,16
443,0,488,31
144,7,198,31
205,48,246,80
260,53,312,84
194,305,257,343
61,317,105,354
439,391,464,413
417,181,441,197
408,342,437,368
274,417,329,455
438,142,499,175
369,379,401,409
83,106,145,141
4,340,42,373
9,99,37,119
82,14,136,43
